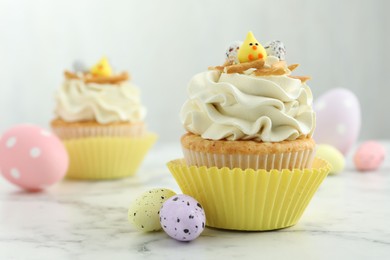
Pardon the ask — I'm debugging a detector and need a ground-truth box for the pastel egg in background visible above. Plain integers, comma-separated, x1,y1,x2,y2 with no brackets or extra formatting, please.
160,194,206,242
354,141,386,172
128,188,177,232
0,124,69,191
316,144,345,175
314,88,361,155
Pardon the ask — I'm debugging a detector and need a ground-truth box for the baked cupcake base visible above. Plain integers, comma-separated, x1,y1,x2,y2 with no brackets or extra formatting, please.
51,119,146,140
167,157,330,231
181,133,316,171
64,134,157,179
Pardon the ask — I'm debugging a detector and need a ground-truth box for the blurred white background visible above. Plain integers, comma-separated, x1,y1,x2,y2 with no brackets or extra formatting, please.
0,0,389,142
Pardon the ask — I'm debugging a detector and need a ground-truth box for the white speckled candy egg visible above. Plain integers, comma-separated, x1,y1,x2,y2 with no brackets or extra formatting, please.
225,41,242,64
316,144,345,174
354,141,385,172
264,40,286,60
72,60,88,72
0,124,69,191
314,88,361,155
160,194,206,242
128,188,176,232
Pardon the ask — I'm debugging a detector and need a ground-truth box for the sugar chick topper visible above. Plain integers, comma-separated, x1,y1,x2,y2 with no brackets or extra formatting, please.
64,57,129,84
91,57,113,77
209,32,311,83
237,31,267,63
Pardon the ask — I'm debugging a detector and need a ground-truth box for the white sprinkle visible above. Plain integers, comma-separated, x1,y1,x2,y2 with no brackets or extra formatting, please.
6,137,17,148
10,168,20,179
315,101,326,111
30,147,41,158
337,124,347,135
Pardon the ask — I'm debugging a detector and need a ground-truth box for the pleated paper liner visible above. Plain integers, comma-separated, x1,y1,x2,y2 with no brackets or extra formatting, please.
64,133,157,179
52,123,146,140
182,148,316,171
167,157,330,231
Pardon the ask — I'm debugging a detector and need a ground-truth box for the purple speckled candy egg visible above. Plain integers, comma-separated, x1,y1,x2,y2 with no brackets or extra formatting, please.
159,194,205,242
354,141,386,172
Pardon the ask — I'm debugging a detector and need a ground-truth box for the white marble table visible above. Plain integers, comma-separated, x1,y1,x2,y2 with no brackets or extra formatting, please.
0,142,389,260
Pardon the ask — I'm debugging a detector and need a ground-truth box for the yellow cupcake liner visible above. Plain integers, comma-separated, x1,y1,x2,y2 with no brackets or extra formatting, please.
64,133,157,179
167,157,330,231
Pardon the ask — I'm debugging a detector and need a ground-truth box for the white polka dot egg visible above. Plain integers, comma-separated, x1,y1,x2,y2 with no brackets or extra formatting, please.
128,188,176,232
0,124,69,191
314,88,361,155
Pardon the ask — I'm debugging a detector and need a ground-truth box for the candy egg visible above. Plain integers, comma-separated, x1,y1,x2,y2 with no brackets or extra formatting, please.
72,60,88,72
314,88,361,155
160,194,206,242
128,188,176,232
225,41,242,64
264,40,286,60
316,144,345,174
354,141,385,172
0,124,69,191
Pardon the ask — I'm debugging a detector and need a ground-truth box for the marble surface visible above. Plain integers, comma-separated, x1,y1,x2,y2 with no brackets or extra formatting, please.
0,142,390,260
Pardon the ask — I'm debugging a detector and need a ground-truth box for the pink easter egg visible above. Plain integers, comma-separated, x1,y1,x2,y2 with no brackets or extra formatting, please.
0,124,69,191
354,141,385,172
314,88,361,155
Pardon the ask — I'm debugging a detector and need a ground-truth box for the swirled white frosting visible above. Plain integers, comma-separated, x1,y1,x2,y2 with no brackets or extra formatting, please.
180,70,315,142
54,79,146,124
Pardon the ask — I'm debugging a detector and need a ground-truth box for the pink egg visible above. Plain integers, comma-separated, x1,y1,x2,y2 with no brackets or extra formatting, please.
354,141,385,172
0,124,69,191
314,88,361,155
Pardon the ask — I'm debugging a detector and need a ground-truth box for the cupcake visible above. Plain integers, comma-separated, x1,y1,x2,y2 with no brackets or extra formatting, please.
51,57,157,179
180,33,315,171
167,32,330,231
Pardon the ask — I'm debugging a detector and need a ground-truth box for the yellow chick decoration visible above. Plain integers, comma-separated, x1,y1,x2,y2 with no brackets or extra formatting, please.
237,31,267,63
90,57,113,77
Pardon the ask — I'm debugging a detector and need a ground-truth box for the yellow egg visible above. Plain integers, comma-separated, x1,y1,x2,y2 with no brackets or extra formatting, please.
316,144,345,174
128,188,176,232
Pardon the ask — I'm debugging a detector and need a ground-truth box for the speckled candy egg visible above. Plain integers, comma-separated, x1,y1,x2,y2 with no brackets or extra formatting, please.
316,144,345,175
354,141,385,171
225,41,242,64
160,194,206,242
314,88,361,155
264,40,286,60
0,124,69,191
128,188,176,232
72,60,88,72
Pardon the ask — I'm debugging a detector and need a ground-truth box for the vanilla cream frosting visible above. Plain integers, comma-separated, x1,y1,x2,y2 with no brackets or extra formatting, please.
180,70,315,142
54,79,146,124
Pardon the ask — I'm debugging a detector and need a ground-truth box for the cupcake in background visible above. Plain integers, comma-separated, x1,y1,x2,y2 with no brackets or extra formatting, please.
51,57,157,179
167,32,330,231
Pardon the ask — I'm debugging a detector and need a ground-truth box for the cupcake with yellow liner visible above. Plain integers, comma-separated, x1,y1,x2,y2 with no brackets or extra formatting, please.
167,32,330,231
51,57,157,179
